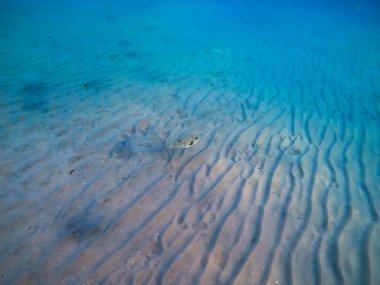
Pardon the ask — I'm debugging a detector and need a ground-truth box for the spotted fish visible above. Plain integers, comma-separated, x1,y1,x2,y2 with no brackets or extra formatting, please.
169,135,199,149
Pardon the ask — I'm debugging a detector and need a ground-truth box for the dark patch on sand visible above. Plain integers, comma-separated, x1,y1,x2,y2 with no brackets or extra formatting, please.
20,82,50,112
109,133,165,160
141,23,157,32
118,40,132,47
125,51,142,59
65,212,102,242
109,54,119,60
109,137,134,159
21,100,48,112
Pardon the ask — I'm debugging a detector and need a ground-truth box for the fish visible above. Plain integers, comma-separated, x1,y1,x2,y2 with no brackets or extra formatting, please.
169,135,199,149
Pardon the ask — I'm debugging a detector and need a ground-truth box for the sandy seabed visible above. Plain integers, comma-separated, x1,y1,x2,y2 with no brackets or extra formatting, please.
0,1,380,285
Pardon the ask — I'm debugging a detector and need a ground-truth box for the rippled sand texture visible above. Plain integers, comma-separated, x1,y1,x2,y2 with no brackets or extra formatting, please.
1,1,380,285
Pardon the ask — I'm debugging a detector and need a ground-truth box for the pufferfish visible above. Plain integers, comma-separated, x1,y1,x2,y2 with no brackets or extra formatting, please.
168,134,199,149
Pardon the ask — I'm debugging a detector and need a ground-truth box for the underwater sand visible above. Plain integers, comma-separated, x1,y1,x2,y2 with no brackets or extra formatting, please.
0,1,379,284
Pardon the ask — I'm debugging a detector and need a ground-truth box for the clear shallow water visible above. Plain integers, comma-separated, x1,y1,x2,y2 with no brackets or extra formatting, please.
0,1,379,284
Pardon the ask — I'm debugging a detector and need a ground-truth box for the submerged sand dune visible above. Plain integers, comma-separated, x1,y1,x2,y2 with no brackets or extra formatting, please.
0,1,380,285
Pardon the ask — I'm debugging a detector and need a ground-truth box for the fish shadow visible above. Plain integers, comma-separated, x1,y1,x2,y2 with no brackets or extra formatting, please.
64,212,103,243
19,82,50,112
109,135,167,160
125,51,143,59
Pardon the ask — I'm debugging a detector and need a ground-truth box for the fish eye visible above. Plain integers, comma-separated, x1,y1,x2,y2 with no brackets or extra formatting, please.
195,137,198,140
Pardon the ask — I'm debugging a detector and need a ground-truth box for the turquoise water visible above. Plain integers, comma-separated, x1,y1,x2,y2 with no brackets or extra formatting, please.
0,1,379,284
